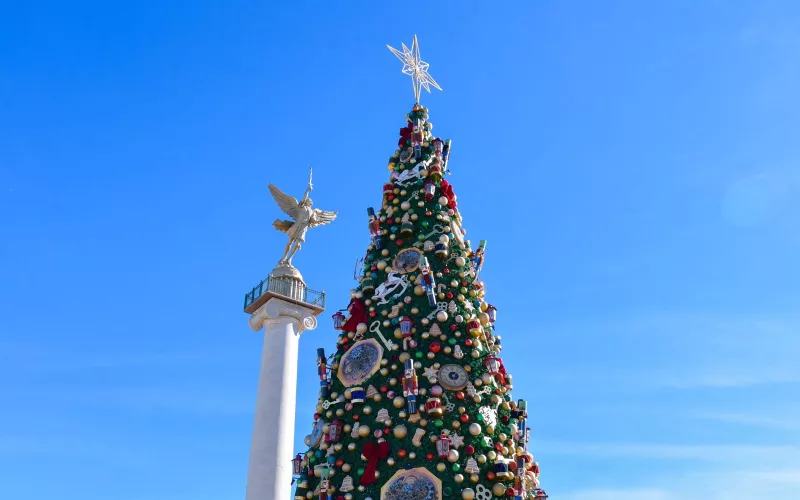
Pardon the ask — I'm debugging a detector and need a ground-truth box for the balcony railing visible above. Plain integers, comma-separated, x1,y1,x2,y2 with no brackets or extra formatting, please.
244,275,325,312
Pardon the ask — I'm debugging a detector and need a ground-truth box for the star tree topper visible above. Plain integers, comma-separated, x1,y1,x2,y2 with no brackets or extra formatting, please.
387,34,442,104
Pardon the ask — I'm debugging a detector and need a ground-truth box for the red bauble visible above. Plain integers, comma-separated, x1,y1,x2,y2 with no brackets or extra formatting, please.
429,342,441,353
396,239,404,246
426,452,434,460
465,445,475,455
446,292,454,299
465,339,473,347
353,415,359,421
460,413,469,423
508,461,517,472
381,385,388,393
370,311,377,318
506,488,515,496
444,268,450,274
501,415,510,423
450,324,458,331
314,413,320,420
455,391,465,400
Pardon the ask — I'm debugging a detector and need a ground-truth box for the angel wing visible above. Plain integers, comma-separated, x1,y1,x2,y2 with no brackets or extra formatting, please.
272,219,294,233
268,183,300,220
309,208,338,228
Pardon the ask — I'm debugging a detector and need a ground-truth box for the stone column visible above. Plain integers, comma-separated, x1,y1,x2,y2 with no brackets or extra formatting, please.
246,297,318,500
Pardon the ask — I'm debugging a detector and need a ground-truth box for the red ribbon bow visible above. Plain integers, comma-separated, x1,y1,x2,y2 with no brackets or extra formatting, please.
359,439,390,485
398,124,413,148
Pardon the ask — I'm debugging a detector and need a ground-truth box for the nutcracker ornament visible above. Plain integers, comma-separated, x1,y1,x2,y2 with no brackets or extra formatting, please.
471,239,487,276
441,138,452,174
419,256,437,307
400,315,416,350
316,348,330,399
367,207,382,249
401,358,419,413
317,464,332,500
412,116,424,159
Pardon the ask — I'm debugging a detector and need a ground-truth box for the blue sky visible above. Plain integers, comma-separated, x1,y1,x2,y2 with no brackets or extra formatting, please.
2,1,799,499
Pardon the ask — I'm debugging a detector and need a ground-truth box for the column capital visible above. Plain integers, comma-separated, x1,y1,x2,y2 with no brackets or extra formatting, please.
248,297,319,334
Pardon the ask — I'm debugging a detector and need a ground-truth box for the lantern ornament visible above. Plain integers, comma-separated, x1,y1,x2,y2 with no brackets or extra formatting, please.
400,316,413,336
534,490,549,499
435,431,451,459
484,354,507,385
423,180,436,201
326,418,343,443
291,453,303,476
486,303,497,323
331,311,345,330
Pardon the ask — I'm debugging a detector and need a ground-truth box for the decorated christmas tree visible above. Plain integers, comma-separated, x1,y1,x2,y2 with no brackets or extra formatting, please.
291,36,547,500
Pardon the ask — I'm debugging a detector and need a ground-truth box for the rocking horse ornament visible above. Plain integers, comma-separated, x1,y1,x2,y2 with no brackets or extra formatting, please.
268,169,337,266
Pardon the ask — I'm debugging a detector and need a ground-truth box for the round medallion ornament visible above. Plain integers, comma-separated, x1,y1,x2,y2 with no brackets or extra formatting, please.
438,364,469,391
392,248,423,274
337,339,384,387
381,467,442,500
304,418,325,448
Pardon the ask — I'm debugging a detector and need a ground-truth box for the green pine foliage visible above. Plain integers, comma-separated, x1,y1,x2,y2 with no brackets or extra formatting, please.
294,105,543,500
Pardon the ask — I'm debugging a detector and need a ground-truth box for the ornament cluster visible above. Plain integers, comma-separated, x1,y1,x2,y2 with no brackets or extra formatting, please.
293,105,547,500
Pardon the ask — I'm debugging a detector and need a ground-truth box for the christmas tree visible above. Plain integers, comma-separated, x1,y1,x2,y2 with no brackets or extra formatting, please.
291,37,547,500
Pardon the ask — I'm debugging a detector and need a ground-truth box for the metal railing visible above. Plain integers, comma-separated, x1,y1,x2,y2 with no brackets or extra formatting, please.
244,275,325,311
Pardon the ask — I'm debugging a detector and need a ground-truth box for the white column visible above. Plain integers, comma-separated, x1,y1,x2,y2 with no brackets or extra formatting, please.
246,298,318,500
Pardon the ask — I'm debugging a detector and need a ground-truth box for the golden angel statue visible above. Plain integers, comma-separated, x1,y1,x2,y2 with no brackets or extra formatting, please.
269,170,337,266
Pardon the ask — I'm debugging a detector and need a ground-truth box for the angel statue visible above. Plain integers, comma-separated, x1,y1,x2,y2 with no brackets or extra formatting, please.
269,170,337,266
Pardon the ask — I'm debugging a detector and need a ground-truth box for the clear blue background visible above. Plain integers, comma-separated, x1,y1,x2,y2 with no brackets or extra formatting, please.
2,1,799,499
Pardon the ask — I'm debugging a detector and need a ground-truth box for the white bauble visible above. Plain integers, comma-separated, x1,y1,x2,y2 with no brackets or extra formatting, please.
436,311,449,322
448,449,460,462
393,425,408,439
493,483,506,496
469,423,482,436
356,323,368,335
461,488,475,500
